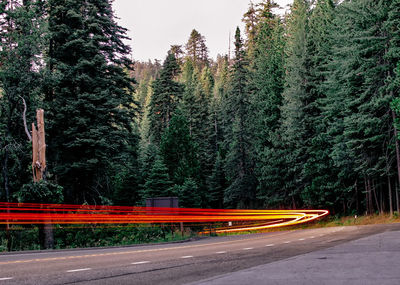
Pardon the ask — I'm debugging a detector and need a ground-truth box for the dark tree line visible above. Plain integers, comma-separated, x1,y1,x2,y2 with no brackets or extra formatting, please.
2,0,400,216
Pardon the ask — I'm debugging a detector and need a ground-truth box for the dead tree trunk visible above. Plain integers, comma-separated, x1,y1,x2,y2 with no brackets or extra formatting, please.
31,109,53,249
32,109,46,182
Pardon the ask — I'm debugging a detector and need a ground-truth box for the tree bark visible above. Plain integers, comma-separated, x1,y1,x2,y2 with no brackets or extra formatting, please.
364,177,369,214
397,183,400,213
367,178,373,214
32,109,53,249
388,176,393,217
32,109,46,181
372,180,380,214
355,180,359,213
19,96,32,141
391,110,400,214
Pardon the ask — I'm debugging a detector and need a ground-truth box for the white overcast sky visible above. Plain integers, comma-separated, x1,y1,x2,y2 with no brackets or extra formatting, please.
112,0,293,62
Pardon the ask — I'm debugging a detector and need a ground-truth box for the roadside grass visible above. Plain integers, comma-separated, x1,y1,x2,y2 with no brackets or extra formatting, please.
303,212,400,228
215,212,400,237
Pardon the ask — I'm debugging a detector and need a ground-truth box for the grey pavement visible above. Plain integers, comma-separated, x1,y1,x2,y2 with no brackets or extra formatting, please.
189,230,400,285
1,224,399,284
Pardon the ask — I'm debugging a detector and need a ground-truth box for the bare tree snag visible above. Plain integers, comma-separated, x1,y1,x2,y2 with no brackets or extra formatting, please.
31,109,54,249
32,109,46,182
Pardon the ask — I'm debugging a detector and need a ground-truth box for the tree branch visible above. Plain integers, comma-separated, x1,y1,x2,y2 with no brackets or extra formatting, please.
18,95,32,142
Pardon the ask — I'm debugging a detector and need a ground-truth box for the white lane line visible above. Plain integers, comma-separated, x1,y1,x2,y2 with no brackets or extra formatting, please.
131,261,150,265
216,251,227,254
284,241,291,244
298,238,305,241
1,232,291,266
266,244,274,247
0,277,13,281
181,256,193,259
243,247,253,250
66,268,91,273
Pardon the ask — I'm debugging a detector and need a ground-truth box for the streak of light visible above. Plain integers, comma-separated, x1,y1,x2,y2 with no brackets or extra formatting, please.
0,202,328,233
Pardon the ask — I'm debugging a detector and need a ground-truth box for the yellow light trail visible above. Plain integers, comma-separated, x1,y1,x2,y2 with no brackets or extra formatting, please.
0,202,328,233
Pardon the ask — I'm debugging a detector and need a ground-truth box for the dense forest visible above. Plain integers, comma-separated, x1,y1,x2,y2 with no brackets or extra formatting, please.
1,0,400,216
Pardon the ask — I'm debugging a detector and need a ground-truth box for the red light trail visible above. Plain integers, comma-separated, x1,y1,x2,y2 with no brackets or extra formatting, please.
0,202,328,233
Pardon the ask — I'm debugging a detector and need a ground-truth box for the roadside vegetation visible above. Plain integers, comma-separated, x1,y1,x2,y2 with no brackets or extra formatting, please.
0,225,194,252
309,213,400,228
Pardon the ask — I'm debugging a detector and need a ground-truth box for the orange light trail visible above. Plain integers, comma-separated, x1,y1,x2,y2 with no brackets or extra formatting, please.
0,202,328,233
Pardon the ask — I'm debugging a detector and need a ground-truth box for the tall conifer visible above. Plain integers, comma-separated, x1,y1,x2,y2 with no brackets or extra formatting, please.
279,0,310,208
224,28,256,208
46,0,137,203
149,52,183,143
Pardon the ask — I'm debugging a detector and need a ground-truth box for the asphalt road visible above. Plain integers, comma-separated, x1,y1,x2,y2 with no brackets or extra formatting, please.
0,223,399,285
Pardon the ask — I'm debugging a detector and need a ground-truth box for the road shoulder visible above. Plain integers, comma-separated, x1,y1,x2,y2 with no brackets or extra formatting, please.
189,229,400,285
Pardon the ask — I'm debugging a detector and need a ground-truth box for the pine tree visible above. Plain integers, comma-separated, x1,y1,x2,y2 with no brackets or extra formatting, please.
111,130,141,206
185,29,209,70
387,0,400,214
172,177,201,208
143,155,173,198
180,58,214,206
279,0,310,208
206,56,230,207
160,108,200,186
208,152,226,208
46,0,138,204
242,1,258,59
149,52,183,143
249,1,286,207
181,59,198,137
0,0,45,201
323,0,394,213
210,55,230,157
223,27,257,208
301,0,337,208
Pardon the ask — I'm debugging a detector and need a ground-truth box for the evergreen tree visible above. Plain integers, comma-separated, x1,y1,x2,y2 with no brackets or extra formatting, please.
111,131,141,206
323,0,395,213
207,152,226,208
0,0,45,201
210,55,230,157
143,155,173,198
172,177,201,208
387,0,400,214
185,29,209,70
301,0,337,208
160,108,200,186
249,1,286,207
206,56,230,208
180,59,214,206
181,59,198,137
279,0,310,208
149,52,183,143
223,27,257,208
242,1,258,58
46,0,138,204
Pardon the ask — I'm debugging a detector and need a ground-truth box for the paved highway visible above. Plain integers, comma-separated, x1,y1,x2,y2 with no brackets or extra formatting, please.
0,223,399,284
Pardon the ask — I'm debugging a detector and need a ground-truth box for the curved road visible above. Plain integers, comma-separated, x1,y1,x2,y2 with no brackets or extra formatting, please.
0,223,399,284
